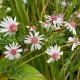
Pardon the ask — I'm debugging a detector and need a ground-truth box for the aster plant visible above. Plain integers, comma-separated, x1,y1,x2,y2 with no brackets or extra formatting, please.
0,0,80,80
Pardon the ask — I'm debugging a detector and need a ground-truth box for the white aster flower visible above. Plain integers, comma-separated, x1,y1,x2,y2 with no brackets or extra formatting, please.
0,16,19,37
4,42,22,60
68,37,80,51
30,26,37,32
61,1,67,7
45,45,63,63
44,15,63,28
24,31,44,51
39,21,51,30
64,21,77,35
22,0,27,4
26,25,37,32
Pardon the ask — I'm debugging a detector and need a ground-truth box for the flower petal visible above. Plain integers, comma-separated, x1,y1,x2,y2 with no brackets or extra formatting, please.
17,49,22,53
59,52,63,55
71,43,76,51
47,57,53,63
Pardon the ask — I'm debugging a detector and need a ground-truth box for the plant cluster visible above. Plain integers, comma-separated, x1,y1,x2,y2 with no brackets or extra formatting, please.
0,0,80,80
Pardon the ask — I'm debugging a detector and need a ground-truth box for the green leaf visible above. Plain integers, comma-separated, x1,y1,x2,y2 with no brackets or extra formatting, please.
0,59,9,80
8,64,47,80
70,62,80,72
15,0,29,25
66,0,77,21
0,58,7,75
9,0,20,19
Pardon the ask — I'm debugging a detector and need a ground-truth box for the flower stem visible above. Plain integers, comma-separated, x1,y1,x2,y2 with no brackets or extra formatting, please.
14,50,35,64
18,52,45,68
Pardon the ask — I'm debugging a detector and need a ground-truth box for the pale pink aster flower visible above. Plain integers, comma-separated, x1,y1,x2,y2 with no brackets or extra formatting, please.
24,48,28,52
0,16,19,37
24,32,44,51
44,15,63,28
61,1,67,7
26,25,37,32
39,21,51,30
4,42,22,60
68,37,80,51
58,13,64,20
45,45,63,63
77,13,80,18
30,26,37,31
64,21,76,35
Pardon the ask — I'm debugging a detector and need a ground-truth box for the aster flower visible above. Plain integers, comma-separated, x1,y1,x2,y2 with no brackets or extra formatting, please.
68,37,80,51
26,25,37,32
58,13,64,20
4,42,22,60
22,0,27,4
44,15,63,28
61,1,67,7
30,26,37,32
45,45,63,63
64,21,77,35
39,21,51,30
77,13,80,18
24,31,44,51
0,16,19,37
24,48,28,52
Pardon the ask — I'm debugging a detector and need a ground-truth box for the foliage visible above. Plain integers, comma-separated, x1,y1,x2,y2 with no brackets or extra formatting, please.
0,0,80,80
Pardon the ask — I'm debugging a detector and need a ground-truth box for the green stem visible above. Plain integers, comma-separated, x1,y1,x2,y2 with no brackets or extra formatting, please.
55,0,58,15
18,52,45,68
77,68,80,80
14,50,35,64
35,50,44,73
60,47,80,79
